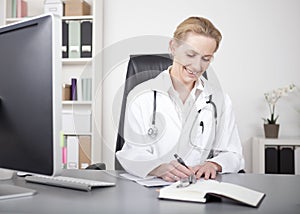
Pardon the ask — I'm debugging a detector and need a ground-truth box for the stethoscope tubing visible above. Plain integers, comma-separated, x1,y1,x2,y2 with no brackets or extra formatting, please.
148,91,218,150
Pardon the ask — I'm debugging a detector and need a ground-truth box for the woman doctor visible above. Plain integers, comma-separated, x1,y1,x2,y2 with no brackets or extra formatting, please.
116,16,244,182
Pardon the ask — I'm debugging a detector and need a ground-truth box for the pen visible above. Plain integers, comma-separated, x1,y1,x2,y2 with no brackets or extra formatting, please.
174,154,196,185
174,154,189,169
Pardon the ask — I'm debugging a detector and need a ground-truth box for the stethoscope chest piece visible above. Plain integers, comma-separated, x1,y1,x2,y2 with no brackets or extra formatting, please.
148,125,158,138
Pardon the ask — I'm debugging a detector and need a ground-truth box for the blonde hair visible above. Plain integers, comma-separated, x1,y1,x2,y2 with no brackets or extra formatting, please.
173,17,222,52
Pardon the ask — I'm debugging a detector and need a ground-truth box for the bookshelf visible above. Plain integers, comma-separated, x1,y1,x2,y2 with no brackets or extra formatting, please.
62,57,92,64
62,101,92,105
0,0,103,169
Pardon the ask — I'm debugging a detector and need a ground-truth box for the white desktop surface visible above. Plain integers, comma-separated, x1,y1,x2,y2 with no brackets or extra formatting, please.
0,170,299,214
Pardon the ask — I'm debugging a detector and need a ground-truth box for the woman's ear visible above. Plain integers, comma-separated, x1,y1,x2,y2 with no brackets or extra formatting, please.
169,39,177,56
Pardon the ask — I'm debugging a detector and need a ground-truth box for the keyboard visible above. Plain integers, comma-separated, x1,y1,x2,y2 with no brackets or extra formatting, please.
25,175,115,191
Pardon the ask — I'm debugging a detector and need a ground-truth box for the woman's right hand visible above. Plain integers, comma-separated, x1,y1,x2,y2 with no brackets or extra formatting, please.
149,160,194,182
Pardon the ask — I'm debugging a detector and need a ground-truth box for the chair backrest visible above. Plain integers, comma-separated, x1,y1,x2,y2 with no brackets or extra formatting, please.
115,54,172,170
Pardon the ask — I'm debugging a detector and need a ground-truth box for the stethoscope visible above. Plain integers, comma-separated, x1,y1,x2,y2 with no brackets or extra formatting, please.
147,90,218,149
147,91,159,138
188,94,217,156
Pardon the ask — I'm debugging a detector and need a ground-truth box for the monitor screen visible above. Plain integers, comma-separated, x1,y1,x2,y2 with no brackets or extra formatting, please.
0,14,62,176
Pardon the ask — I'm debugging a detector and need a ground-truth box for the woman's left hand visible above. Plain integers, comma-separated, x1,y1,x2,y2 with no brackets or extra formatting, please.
192,161,222,180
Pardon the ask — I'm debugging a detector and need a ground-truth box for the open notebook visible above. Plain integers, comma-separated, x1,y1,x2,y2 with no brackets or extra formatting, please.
158,179,265,207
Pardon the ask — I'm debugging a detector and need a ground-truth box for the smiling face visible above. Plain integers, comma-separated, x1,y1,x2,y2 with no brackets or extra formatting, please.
170,32,217,90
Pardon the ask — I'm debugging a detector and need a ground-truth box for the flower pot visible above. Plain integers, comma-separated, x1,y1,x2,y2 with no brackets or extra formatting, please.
264,124,280,138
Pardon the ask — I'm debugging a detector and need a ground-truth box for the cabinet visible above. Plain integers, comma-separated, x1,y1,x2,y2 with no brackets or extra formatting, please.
0,0,103,168
252,137,300,174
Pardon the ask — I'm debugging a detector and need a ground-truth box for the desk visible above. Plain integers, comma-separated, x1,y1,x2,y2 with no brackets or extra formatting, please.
0,170,299,214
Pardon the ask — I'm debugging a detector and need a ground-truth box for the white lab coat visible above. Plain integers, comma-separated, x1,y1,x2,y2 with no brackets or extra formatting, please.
116,68,244,178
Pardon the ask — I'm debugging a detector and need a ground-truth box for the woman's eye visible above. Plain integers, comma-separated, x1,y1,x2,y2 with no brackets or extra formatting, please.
186,53,195,57
202,57,211,62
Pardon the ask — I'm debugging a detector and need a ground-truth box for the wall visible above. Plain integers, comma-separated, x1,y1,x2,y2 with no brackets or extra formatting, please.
101,0,300,171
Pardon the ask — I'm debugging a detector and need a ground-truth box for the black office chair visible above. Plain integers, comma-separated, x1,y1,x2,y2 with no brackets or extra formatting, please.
115,54,173,170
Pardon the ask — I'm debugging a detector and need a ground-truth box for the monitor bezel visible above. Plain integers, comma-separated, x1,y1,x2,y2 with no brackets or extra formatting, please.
0,13,62,176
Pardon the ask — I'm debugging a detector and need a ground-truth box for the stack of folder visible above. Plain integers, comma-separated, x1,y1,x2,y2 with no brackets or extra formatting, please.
7,0,28,18
62,77,91,101
62,19,93,59
265,145,295,174
62,135,91,169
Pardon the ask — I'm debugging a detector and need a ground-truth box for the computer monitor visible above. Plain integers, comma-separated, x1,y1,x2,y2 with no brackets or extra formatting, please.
0,14,62,198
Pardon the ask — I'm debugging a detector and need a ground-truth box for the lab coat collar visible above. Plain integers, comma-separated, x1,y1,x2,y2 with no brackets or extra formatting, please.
200,74,214,98
149,66,214,99
151,68,173,95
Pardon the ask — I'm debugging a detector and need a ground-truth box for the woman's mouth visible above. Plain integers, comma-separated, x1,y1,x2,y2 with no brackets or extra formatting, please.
183,66,197,77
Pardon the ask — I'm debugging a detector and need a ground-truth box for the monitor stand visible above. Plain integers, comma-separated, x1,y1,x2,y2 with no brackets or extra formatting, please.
0,184,36,200
0,169,36,200
0,168,14,180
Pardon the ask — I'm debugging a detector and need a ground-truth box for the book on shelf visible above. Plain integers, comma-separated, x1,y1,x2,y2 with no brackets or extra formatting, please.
7,0,27,18
81,78,92,101
66,136,79,169
279,146,294,174
12,0,17,18
265,146,295,174
65,77,92,102
158,179,265,208
62,135,91,169
63,19,93,59
62,20,69,58
68,20,81,58
61,135,67,169
6,0,13,18
265,146,279,173
78,136,91,169
17,0,27,18
80,20,93,58
71,78,77,100
62,84,71,100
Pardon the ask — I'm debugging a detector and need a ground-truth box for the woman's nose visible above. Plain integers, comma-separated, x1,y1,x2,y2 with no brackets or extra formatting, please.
190,57,203,73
